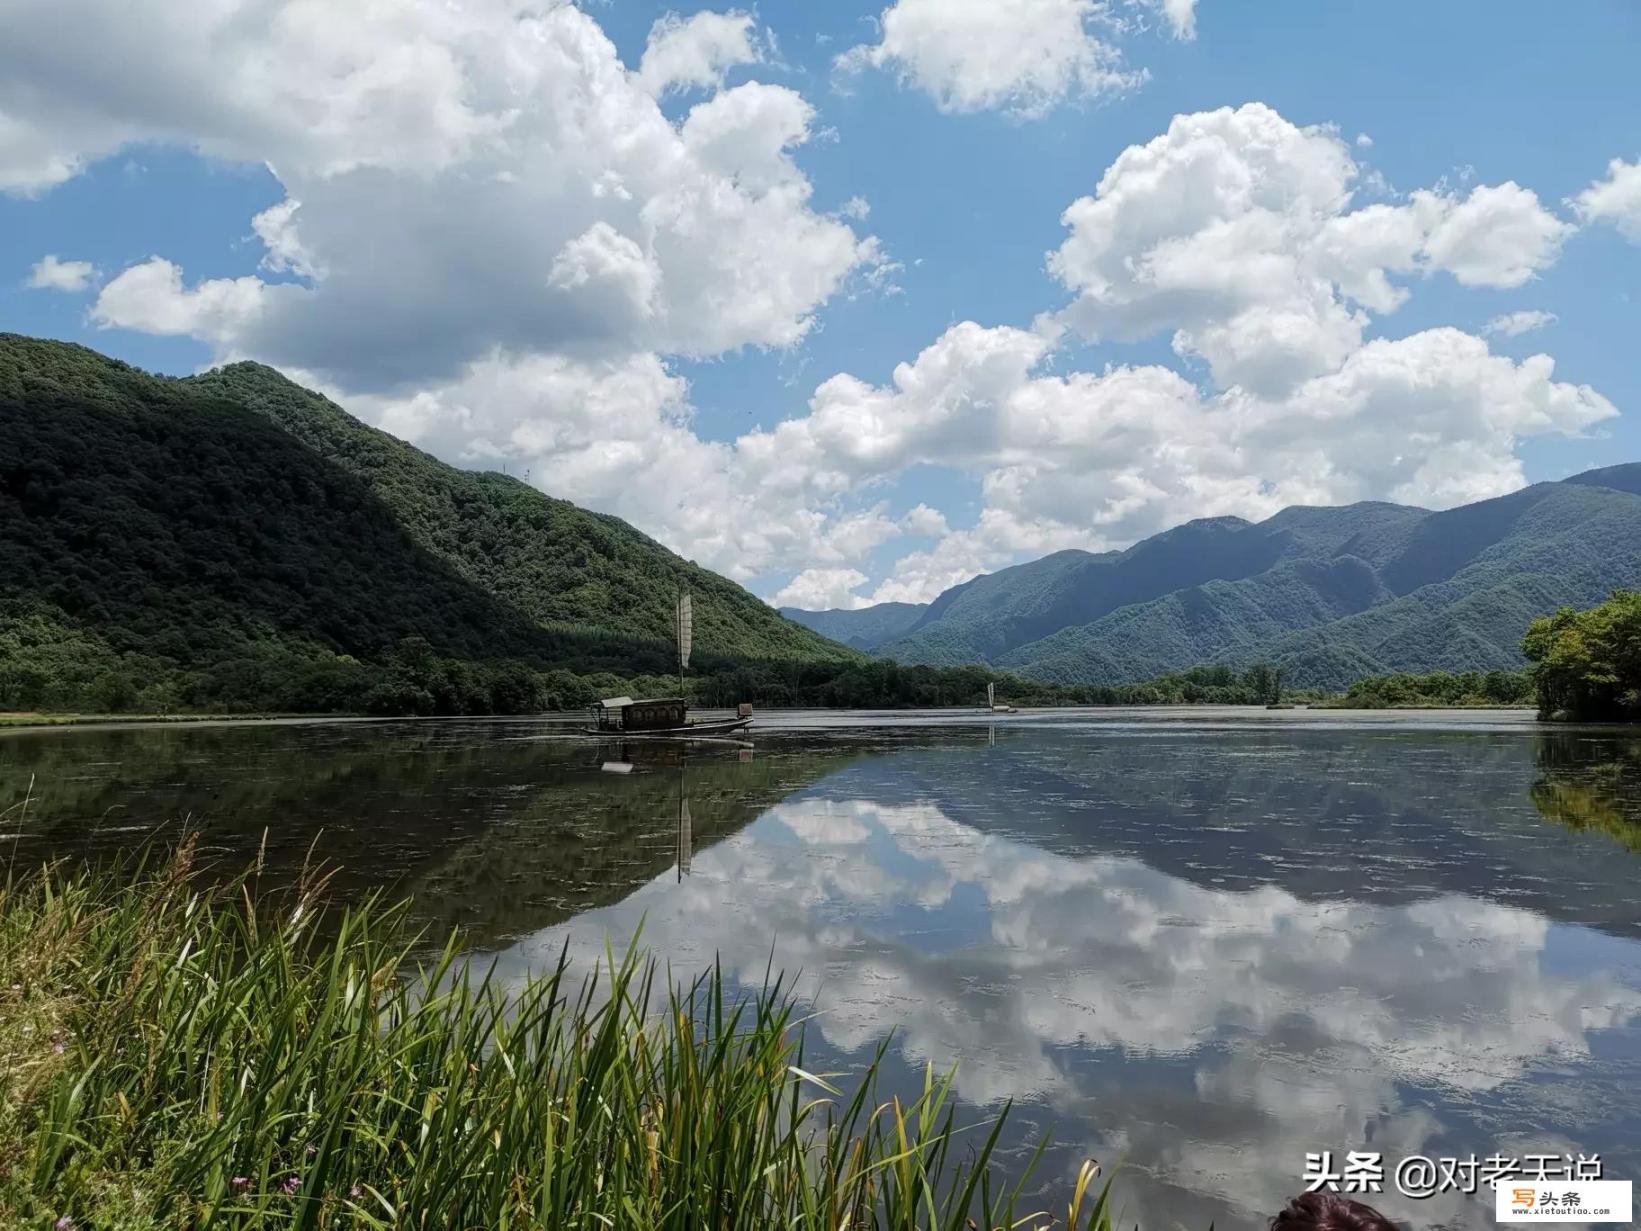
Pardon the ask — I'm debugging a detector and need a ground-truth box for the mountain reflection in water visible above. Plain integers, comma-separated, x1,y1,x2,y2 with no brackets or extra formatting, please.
5,715,1641,1231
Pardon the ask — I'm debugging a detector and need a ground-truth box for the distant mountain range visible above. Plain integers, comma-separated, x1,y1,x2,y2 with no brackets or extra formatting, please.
774,601,926,651
784,468,1641,688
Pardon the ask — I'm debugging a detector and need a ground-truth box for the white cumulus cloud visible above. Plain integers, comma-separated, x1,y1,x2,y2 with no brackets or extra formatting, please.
635,9,764,98
1418,181,1572,288
25,254,95,291
92,257,266,340
1148,0,1199,39
901,503,949,537
1048,104,1574,397
771,568,873,610
8,1,879,393
1574,157,1641,243
837,0,1144,119
838,195,871,221
1483,309,1557,338
0,0,509,193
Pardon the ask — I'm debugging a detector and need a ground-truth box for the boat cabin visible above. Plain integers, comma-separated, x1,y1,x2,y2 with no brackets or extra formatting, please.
587,696,687,733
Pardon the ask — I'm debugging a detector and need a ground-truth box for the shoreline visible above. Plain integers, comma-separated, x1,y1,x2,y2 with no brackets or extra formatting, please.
0,711,378,731
0,702,1555,736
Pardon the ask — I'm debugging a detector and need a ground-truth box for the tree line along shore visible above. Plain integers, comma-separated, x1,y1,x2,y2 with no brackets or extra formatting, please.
14,583,1641,724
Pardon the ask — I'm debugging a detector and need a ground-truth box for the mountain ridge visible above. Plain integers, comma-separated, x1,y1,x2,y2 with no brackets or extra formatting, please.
775,601,926,651
785,471,1641,688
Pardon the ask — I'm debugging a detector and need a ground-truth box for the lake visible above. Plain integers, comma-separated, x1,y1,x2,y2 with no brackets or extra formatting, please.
4,708,1640,1230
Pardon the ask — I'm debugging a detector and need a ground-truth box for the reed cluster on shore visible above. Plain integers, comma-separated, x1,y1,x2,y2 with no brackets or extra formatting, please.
0,845,1118,1229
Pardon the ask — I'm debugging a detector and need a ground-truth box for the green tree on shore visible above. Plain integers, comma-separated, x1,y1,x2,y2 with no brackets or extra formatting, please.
1337,668,1531,708
1523,590,1641,720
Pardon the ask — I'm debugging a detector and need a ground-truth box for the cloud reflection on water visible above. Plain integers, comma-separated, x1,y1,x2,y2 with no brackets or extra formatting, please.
490,788,1641,1230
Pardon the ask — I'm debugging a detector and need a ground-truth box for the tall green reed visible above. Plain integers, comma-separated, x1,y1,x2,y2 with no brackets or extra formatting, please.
1,843,1119,1229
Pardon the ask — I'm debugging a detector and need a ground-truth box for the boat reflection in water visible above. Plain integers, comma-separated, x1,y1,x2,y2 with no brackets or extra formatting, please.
678,793,691,880
590,737,747,881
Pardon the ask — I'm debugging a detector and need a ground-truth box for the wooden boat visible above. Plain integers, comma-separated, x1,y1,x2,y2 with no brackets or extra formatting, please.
578,699,752,738
577,593,754,738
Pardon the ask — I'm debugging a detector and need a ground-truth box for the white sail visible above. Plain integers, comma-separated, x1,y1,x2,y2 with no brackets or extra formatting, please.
676,592,693,671
987,682,995,709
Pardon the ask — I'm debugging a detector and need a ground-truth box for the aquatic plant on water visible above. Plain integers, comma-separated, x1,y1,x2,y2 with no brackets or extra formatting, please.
0,842,1120,1228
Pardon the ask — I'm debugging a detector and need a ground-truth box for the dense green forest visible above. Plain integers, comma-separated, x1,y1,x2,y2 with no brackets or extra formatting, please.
1320,668,1533,708
1523,589,1641,720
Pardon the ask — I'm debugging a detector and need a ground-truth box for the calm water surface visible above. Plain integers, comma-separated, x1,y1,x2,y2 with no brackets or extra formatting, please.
5,708,1641,1230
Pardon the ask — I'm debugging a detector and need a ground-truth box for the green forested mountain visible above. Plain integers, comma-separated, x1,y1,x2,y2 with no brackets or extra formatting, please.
1198,482,1641,687
0,334,852,714
797,473,1641,689
864,503,1427,668
994,556,1395,684
185,361,839,660
775,601,926,650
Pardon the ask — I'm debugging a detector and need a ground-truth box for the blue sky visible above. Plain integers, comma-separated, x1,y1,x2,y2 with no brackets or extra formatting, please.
3,0,1638,609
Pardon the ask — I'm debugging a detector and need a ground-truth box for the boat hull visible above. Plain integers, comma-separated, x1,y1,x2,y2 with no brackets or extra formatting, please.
577,717,753,738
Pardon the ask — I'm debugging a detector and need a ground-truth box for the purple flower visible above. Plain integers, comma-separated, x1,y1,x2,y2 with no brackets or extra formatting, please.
281,1175,302,1196
230,1176,252,1192
349,1185,363,1199
54,1217,75,1230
